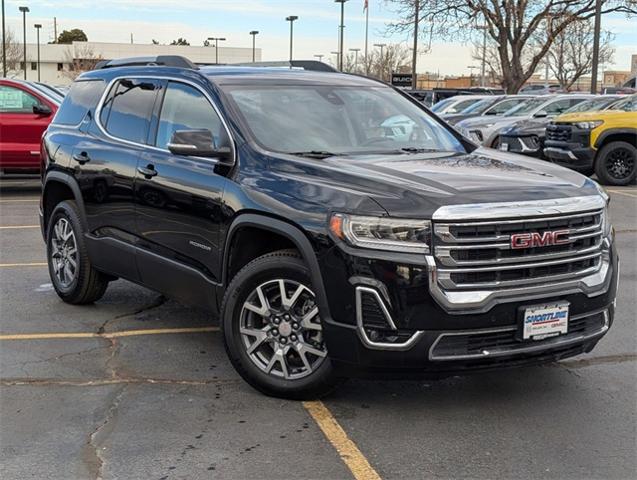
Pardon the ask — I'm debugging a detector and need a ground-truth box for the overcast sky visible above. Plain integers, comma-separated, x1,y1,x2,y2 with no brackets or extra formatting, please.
3,0,636,75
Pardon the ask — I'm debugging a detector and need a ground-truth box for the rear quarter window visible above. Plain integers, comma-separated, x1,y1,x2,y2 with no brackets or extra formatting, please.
53,80,105,126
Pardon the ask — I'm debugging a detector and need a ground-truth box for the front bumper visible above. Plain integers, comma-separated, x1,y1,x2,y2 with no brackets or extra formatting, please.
319,235,618,377
544,141,596,172
498,134,543,157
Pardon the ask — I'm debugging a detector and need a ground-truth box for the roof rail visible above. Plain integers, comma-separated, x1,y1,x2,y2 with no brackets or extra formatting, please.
230,60,337,73
94,55,198,70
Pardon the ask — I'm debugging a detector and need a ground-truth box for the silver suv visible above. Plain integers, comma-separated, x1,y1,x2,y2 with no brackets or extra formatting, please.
456,94,593,147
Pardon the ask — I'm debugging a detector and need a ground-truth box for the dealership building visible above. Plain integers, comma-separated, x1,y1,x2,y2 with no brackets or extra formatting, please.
8,41,261,85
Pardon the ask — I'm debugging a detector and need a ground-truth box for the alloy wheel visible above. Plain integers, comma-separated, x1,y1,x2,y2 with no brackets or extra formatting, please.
239,279,327,380
606,148,635,180
50,217,78,288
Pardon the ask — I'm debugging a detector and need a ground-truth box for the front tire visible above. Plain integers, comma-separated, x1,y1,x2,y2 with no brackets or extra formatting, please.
594,141,636,186
221,250,339,399
46,200,109,304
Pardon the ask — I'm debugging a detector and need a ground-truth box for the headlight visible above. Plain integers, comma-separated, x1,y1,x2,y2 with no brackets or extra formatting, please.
574,120,603,130
329,214,431,254
594,183,612,237
601,205,612,237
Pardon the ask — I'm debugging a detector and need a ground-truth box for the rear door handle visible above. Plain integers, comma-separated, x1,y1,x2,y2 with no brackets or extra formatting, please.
72,152,90,164
137,165,158,179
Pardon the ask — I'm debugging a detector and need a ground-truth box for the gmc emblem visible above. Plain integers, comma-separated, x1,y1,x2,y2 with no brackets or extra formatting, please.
510,230,570,249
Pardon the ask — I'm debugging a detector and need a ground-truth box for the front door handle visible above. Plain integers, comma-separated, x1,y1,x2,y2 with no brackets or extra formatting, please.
72,151,90,164
137,164,158,179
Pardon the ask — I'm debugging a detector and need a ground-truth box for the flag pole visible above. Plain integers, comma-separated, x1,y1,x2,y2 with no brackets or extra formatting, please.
364,0,369,75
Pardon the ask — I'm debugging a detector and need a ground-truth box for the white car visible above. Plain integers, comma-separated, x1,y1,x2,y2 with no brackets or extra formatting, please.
455,94,593,147
430,95,490,116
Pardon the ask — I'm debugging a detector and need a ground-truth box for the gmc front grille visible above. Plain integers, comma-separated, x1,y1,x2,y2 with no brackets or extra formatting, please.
433,209,605,290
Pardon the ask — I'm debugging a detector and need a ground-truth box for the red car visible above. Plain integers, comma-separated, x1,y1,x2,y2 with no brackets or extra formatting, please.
0,78,61,174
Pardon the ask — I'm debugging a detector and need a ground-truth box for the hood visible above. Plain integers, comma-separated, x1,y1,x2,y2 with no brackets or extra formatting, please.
555,110,626,123
456,115,525,129
502,117,551,136
306,149,602,217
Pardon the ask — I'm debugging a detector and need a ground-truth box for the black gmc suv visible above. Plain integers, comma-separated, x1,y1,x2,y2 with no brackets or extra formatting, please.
40,57,618,399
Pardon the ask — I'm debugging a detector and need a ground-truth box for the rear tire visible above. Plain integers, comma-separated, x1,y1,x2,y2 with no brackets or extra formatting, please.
594,141,636,186
221,249,340,400
46,200,109,304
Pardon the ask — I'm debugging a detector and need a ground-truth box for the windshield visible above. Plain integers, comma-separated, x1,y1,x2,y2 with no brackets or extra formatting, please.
430,97,455,112
446,98,482,114
226,85,465,156
460,98,494,114
564,97,617,113
503,97,549,116
608,96,637,112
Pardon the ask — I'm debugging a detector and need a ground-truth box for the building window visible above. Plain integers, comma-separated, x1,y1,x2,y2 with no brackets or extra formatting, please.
19,61,25,70
57,63,63,71
31,62,37,71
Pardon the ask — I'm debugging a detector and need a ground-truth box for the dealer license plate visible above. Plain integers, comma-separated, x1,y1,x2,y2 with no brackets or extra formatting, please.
521,303,569,340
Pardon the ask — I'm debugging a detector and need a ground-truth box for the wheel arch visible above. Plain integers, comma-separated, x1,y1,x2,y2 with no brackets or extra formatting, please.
42,172,88,237
221,214,332,322
594,128,637,149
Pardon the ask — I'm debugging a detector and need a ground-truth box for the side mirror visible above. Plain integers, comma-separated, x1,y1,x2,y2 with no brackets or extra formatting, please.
33,103,52,115
534,110,548,118
167,129,233,164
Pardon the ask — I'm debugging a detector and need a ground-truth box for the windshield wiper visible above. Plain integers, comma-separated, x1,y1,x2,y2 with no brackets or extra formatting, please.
400,147,438,154
290,150,342,159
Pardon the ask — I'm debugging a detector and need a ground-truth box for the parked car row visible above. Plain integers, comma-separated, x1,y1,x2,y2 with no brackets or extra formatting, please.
441,92,636,185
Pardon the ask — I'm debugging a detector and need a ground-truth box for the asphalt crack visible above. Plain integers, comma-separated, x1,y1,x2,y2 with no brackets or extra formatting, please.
96,295,167,335
84,385,128,480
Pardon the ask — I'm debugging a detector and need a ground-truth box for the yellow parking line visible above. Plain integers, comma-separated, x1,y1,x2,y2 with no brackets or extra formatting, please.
0,225,39,229
0,326,220,341
303,400,382,480
0,262,47,267
607,189,637,199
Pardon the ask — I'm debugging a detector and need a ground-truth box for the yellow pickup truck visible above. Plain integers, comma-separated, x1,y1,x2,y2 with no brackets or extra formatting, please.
544,94,636,185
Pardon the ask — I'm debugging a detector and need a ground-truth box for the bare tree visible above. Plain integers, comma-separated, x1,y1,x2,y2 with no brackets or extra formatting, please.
1,29,25,76
547,20,614,90
386,0,636,93
360,44,412,82
62,44,103,80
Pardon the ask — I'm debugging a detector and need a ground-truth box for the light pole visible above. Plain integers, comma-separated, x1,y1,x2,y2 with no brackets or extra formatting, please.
313,54,324,62
249,31,259,63
207,37,226,64
468,65,479,86
331,51,339,67
374,43,386,81
590,0,602,94
411,0,419,89
2,0,6,77
476,23,488,87
334,0,348,71
34,24,41,81
19,6,29,80
349,48,360,72
285,16,298,63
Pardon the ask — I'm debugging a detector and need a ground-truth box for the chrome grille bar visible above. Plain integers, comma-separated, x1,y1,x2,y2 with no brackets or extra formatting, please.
433,206,606,290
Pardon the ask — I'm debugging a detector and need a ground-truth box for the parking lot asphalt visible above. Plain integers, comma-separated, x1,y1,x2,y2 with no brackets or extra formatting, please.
0,177,635,480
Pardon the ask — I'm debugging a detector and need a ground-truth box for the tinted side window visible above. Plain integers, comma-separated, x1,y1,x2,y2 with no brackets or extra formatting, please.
545,99,582,115
155,82,224,150
0,85,39,113
101,79,159,144
53,80,104,125
487,98,521,115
